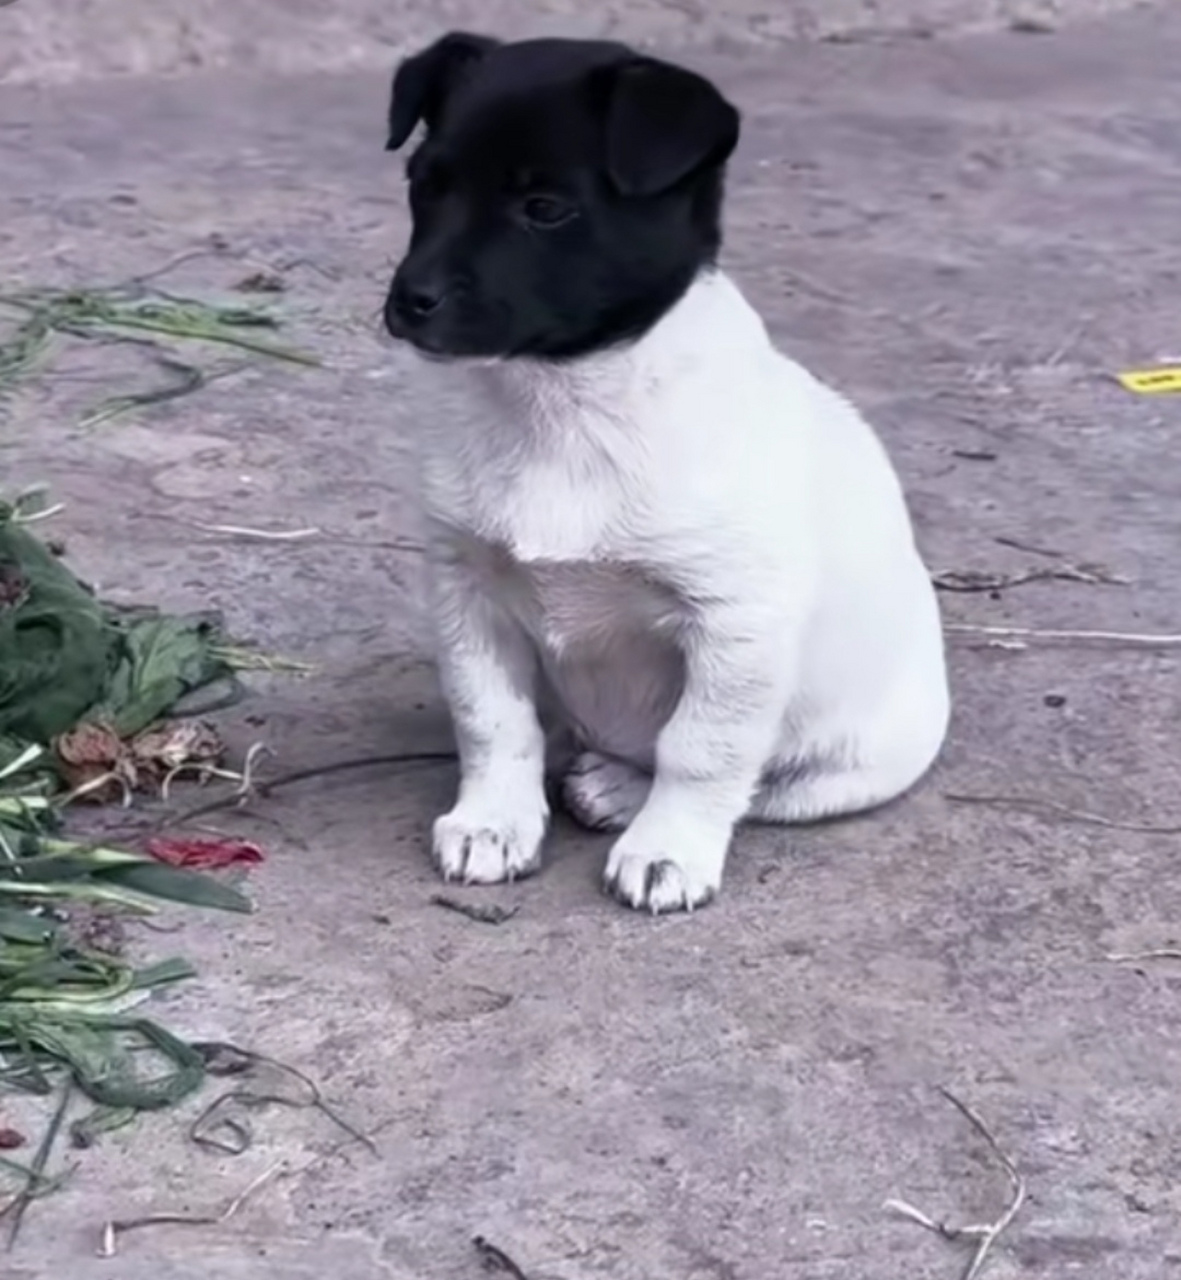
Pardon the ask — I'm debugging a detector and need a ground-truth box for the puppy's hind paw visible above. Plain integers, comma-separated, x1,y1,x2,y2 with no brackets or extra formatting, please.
562,752,650,832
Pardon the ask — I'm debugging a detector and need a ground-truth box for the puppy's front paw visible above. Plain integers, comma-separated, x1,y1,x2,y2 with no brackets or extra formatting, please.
603,828,727,914
562,752,650,832
432,796,548,884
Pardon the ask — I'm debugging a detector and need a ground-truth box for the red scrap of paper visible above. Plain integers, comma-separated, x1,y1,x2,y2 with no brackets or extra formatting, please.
146,836,265,870
0,1128,26,1150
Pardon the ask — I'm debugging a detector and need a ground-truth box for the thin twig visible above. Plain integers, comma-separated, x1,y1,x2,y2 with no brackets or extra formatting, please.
142,511,424,553
474,1235,532,1279
9,504,65,526
945,792,1181,835
188,1043,376,1157
180,519,424,553
940,1089,1026,1280
1107,949,1181,963
946,623,1181,649
124,247,229,287
156,751,456,831
5,1081,71,1250
992,535,1065,559
159,761,243,802
186,521,322,541
97,1160,285,1258
932,564,1127,594
61,771,134,808
79,357,208,429
885,1087,1025,1280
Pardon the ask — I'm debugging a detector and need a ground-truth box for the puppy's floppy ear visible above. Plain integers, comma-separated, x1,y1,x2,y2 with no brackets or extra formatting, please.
386,32,499,151
601,58,740,197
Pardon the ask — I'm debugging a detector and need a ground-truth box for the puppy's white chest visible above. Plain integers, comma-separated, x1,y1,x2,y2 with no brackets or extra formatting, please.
425,430,634,564
490,552,680,655
493,554,685,761
495,459,621,564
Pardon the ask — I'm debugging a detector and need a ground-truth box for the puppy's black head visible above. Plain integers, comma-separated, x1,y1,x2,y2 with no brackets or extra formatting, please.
382,35,740,360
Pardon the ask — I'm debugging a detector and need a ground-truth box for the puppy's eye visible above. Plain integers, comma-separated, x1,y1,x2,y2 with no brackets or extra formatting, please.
520,194,577,229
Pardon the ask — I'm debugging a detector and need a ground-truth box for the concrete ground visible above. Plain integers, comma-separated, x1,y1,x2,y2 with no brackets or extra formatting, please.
0,0,1153,84
3,4,1181,1278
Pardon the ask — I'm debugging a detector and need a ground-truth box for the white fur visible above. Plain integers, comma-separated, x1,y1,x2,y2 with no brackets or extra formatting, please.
411,270,949,911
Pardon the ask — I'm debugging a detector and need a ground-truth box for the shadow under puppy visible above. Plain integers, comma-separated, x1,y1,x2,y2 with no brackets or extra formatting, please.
382,33,950,913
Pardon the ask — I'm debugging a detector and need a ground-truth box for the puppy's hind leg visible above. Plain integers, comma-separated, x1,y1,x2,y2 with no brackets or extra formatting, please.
752,674,949,824
748,750,930,825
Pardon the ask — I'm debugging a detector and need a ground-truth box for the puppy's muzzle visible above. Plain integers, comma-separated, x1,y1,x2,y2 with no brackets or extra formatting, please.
385,271,449,338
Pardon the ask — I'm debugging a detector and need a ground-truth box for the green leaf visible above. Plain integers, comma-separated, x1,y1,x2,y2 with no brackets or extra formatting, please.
0,1012,206,1109
131,957,196,989
0,821,50,857
97,862,253,913
0,880,159,913
0,907,59,945
100,613,231,738
70,1105,136,1148
1,853,117,883
0,743,45,782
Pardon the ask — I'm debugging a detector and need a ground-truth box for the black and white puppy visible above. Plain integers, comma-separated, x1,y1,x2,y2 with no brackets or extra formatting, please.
383,34,950,913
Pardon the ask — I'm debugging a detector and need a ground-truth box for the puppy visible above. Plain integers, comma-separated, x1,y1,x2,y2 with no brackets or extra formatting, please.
382,34,950,913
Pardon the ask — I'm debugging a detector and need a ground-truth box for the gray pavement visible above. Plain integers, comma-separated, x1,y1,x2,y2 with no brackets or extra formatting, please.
2,5,1180,1278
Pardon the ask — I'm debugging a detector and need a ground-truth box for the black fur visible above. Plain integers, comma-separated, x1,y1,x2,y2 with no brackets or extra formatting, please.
382,35,741,360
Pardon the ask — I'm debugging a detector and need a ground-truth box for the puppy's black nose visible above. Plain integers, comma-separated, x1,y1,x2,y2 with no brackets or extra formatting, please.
392,277,446,324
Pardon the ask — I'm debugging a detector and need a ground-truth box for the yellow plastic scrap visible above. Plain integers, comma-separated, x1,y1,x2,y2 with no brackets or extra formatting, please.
1117,366,1181,394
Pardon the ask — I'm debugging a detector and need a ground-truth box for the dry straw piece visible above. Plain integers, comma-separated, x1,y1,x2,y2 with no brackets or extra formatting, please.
885,1088,1026,1280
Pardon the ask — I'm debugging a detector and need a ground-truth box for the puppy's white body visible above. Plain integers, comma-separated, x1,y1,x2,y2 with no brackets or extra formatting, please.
415,270,949,910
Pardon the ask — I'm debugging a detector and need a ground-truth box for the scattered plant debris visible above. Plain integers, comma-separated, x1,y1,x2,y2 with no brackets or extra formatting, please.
474,1235,533,1279
430,895,519,926
0,498,272,1239
157,749,457,831
0,284,317,375
0,278,318,428
3,1082,71,1248
945,623,1181,650
57,720,226,805
98,1160,285,1258
932,562,1127,593
146,836,264,871
885,1087,1025,1280
944,791,1181,835
79,356,208,430
187,1042,372,1158
233,271,287,294
1107,948,1181,964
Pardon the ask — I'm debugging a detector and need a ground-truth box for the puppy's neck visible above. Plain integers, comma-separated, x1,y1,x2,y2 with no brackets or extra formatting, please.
470,268,760,434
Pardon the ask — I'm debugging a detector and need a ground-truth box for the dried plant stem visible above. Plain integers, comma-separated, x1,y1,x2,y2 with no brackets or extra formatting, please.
946,623,1181,649
186,521,322,541
4,1082,72,1250
945,792,1181,835
98,1161,285,1257
932,563,1127,593
885,1087,1025,1280
157,750,456,832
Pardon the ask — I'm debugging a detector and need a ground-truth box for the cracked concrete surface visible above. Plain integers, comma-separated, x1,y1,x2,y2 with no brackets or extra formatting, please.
2,4,1181,1278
